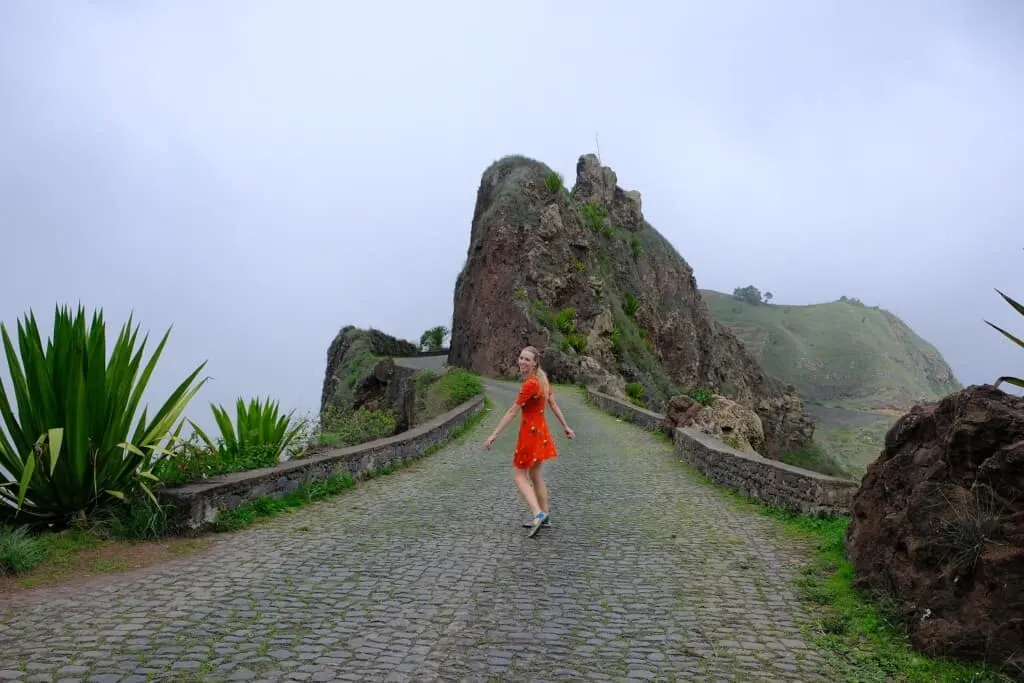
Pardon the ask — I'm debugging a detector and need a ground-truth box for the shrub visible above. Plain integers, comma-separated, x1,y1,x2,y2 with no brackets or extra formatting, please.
928,483,1006,575
529,300,555,331
630,234,642,262
561,333,587,354
319,408,396,448
610,326,623,360
416,369,440,392
154,397,305,486
580,202,608,232
194,396,306,463
685,387,714,406
544,171,563,195
435,368,483,407
86,493,172,540
153,432,226,486
0,525,46,575
554,308,577,335
0,305,207,525
622,292,640,318
625,382,645,406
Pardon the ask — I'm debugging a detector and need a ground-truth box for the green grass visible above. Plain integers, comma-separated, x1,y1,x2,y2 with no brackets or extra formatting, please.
434,368,484,406
684,466,1012,682
780,443,852,479
3,528,104,579
544,171,564,194
415,368,485,424
213,398,490,532
318,407,397,448
0,522,208,587
0,525,48,574
814,416,898,479
700,289,962,411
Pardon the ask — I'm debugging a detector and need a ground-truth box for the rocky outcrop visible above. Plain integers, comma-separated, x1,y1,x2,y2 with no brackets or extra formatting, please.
352,358,416,434
846,385,1024,671
662,394,764,453
663,395,706,435
449,153,814,457
320,326,419,434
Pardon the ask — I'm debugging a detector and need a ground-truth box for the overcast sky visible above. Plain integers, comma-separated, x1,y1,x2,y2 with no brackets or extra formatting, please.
1,1,1022,432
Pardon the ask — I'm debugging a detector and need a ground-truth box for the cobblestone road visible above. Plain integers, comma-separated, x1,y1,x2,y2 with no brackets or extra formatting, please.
0,379,836,682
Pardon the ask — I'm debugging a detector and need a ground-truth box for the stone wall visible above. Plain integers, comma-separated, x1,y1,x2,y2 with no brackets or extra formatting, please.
161,395,485,532
586,388,857,517
585,389,664,431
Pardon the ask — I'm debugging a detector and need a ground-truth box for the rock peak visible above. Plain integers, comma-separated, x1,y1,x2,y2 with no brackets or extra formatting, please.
449,152,814,457
571,154,645,233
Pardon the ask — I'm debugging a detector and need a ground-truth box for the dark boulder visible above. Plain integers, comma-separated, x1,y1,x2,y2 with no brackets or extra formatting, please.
846,384,1024,671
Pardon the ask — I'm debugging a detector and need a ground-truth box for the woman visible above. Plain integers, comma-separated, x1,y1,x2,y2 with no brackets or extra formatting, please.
485,345,574,537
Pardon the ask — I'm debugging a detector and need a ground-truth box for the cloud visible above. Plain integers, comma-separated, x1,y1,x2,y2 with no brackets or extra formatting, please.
0,0,1021,437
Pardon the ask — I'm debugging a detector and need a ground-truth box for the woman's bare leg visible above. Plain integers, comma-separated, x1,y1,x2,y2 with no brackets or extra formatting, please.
513,466,542,516
528,462,549,514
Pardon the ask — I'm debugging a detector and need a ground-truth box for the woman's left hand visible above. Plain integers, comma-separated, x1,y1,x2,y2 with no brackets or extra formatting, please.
484,435,495,450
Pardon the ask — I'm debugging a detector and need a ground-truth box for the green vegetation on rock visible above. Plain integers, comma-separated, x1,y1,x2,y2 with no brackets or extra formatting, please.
544,170,564,195
413,368,483,423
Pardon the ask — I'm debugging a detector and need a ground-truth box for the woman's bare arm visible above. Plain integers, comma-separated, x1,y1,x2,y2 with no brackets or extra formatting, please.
548,394,574,438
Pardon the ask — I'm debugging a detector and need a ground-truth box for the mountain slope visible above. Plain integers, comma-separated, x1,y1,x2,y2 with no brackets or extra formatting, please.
700,289,962,411
700,289,963,477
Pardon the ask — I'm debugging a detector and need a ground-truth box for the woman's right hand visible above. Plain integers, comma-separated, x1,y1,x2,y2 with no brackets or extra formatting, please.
564,426,575,440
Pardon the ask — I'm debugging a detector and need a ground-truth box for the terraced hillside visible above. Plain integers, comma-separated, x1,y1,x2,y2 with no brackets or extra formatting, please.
701,289,962,476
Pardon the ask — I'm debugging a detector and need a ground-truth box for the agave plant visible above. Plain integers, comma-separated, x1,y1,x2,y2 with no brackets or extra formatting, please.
0,306,208,524
985,279,1024,390
190,396,306,469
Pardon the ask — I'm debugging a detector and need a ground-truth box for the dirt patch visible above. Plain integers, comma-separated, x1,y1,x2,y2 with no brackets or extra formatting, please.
0,534,213,600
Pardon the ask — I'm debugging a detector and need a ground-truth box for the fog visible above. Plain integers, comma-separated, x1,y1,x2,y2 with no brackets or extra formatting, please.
2,1,1022,435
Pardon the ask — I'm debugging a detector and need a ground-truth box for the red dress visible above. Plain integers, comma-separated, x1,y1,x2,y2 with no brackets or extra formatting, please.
513,375,558,469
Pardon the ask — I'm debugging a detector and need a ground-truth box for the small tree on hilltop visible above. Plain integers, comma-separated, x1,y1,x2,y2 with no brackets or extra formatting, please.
764,291,774,304
732,285,763,306
419,325,450,352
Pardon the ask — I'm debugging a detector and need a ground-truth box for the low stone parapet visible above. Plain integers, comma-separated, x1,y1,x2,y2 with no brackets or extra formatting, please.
161,395,485,531
585,388,857,517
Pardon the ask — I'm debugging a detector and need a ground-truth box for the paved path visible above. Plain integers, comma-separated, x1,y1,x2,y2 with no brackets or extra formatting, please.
0,379,836,682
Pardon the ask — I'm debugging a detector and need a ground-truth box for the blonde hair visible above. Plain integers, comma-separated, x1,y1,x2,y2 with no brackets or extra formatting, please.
522,346,550,401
